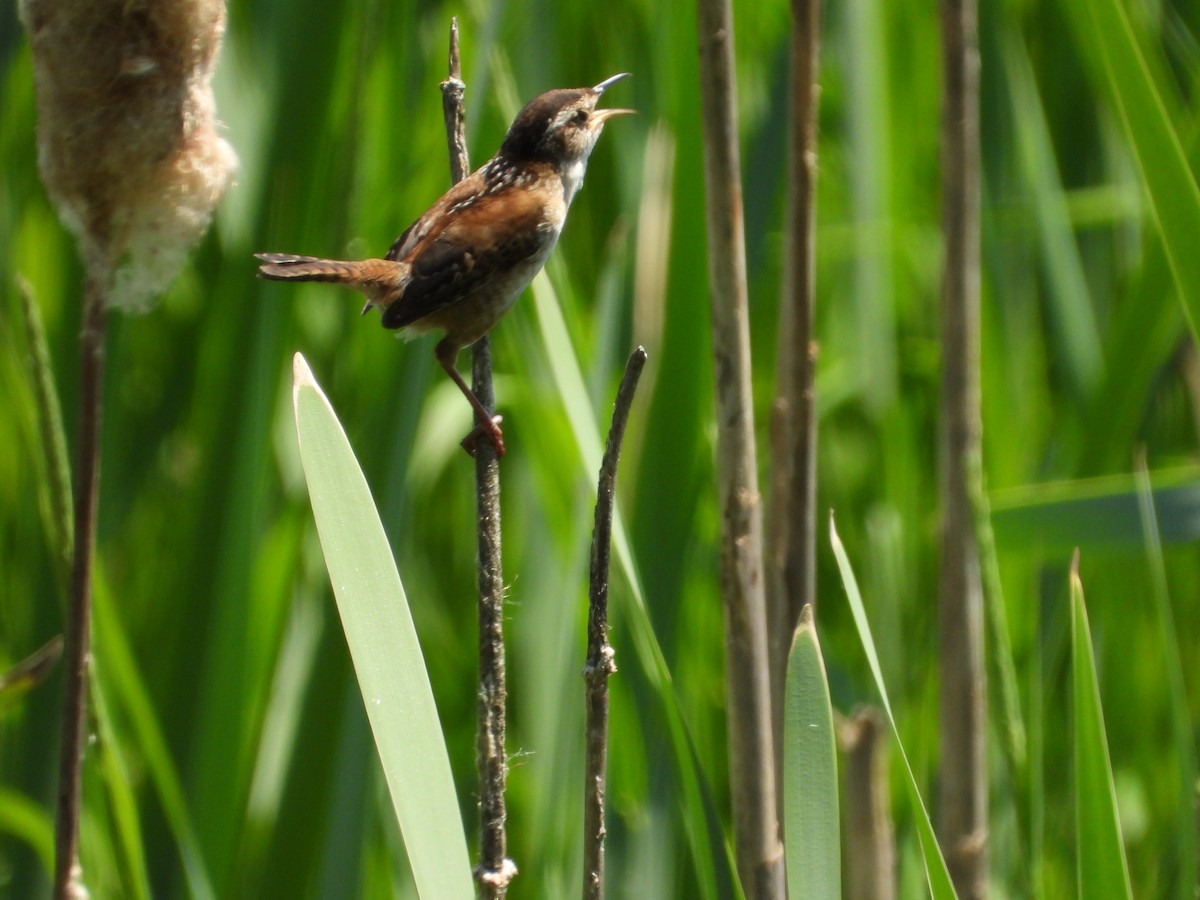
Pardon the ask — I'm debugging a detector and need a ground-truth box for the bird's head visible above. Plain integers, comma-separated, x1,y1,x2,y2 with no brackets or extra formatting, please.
499,73,634,169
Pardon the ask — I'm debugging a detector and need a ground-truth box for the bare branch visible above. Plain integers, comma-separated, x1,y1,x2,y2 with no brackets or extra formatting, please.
583,346,647,900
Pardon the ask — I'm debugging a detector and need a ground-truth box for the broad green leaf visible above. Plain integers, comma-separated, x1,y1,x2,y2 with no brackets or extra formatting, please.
292,352,472,900
1069,562,1133,899
783,606,840,899
991,467,1200,551
830,515,958,900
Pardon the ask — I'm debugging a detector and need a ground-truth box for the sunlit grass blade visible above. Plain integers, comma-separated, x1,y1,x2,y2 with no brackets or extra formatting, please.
1081,0,1200,335
292,352,472,900
1133,460,1197,899
92,574,216,900
1002,31,1102,396
90,670,151,900
783,606,839,899
16,275,72,578
830,514,958,900
0,785,53,877
1069,558,1133,899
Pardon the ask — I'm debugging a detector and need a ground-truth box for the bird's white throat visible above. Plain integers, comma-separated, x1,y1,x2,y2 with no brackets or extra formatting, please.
560,157,587,204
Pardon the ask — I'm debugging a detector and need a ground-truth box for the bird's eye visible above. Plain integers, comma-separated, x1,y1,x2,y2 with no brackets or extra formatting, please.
573,109,588,124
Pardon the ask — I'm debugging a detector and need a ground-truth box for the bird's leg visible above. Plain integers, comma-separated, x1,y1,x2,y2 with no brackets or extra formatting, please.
436,339,506,458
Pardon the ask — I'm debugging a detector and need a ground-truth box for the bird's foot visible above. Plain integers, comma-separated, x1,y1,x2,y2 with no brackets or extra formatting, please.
461,415,506,459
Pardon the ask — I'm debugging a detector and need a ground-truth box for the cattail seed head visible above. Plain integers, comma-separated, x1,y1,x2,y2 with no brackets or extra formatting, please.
20,0,238,309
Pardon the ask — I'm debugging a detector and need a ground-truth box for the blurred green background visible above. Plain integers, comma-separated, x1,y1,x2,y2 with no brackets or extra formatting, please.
2,0,1199,895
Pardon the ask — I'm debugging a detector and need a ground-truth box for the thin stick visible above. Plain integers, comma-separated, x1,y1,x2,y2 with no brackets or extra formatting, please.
53,274,106,900
937,0,987,892
472,337,513,897
583,346,647,900
439,19,515,895
766,0,823,812
695,0,783,894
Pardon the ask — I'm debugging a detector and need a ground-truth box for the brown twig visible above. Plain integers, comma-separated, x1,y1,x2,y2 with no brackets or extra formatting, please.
695,0,783,894
54,275,106,900
767,0,823,812
583,346,647,900
441,18,470,185
937,0,987,892
439,19,515,895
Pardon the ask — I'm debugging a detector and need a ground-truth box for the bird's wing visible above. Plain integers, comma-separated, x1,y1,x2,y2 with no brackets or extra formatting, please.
381,185,550,329
385,170,487,262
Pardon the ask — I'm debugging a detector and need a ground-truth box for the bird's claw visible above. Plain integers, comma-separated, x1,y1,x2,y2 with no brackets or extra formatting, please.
461,415,506,459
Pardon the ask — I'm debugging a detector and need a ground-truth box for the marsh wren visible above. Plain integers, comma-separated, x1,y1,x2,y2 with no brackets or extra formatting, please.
257,73,633,458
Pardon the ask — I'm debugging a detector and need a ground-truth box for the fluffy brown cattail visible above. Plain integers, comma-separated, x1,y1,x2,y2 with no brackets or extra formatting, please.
19,0,237,308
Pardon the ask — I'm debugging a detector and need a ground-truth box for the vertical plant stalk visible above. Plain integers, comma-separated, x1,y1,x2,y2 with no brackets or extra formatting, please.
439,19,515,895
839,708,897,900
695,0,783,894
767,0,823,804
54,275,106,900
938,0,987,893
583,347,647,900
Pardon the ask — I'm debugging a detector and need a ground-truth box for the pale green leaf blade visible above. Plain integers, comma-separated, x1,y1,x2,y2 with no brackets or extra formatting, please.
292,352,472,900
783,606,840,899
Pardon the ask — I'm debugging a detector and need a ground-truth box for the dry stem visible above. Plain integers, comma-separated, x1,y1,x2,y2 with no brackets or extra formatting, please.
695,0,783,893
583,346,647,899
937,0,988,892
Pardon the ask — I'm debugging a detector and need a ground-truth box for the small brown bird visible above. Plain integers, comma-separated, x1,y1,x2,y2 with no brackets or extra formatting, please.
257,73,633,457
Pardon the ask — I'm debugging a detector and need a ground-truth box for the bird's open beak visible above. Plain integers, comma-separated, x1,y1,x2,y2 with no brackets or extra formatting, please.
592,72,631,94
591,107,636,124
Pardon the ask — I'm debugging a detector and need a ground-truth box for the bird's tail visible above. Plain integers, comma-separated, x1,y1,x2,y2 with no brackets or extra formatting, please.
255,253,403,310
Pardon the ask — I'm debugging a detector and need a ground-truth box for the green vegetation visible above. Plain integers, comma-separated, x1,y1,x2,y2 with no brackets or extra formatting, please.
1,0,1198,894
